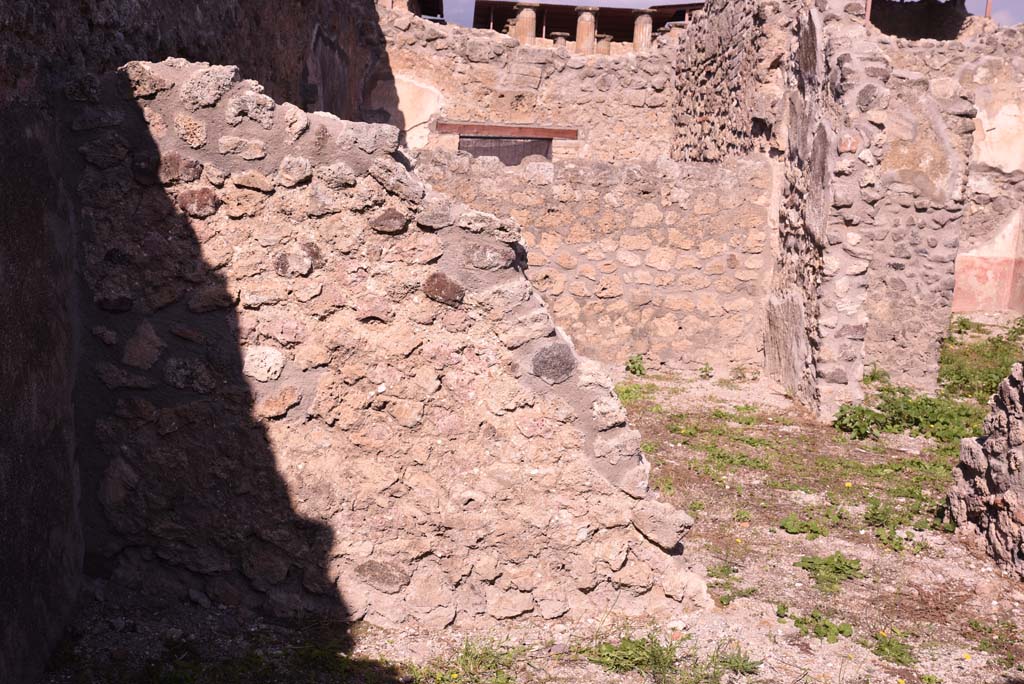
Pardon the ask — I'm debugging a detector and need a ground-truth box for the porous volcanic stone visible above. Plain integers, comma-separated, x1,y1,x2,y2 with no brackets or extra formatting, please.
532,342,576,384
423,272,465,306
371,208,409,234
355,560,411,594
177,187,219,217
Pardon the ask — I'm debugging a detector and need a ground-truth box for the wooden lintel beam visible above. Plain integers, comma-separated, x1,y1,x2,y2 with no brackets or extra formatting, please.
435,121,579,140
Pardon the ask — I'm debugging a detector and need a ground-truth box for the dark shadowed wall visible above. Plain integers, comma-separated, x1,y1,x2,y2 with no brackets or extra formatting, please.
0,2,390,681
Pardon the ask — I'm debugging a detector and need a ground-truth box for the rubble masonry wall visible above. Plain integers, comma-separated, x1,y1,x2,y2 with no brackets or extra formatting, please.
802,2,1024,416
673,0,780,162
74,57,706,636
418,151,778,372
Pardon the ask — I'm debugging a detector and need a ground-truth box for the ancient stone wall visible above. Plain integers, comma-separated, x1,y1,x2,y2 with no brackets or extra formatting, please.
71,58,707,637
761,2,1023,417
811,8,976,412
418,151,778,372
951,362,1024,580
673,0,784,162
369,10,679,161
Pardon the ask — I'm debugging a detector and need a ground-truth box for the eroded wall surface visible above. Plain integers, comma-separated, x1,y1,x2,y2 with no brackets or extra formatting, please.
418,152,778,371
72,58,707,636
810,9,977,411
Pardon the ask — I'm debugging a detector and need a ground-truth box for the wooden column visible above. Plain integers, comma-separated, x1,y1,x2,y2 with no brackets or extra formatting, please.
633,9,654,52
514,3,540,45
575,6,599,55
986,0,993,19
864,0,873,26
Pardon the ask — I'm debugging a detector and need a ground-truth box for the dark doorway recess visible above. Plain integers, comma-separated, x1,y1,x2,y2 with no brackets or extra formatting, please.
870,0,969,40
459,136,553,165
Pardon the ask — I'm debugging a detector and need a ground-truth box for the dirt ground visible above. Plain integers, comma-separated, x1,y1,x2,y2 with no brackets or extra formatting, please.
616,370,1024,684
45,370,1024,684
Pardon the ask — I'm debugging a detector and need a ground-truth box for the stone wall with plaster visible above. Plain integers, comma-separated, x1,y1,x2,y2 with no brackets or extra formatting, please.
72,58,707,636
813,17,976,410
418,150,778,372
368,9,680,162
768,1,1023,417
940,31,1024,315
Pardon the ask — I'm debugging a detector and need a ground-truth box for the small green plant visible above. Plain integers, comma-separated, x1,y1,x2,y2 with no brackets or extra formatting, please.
711,407,759,426
584,632,677,680
728,366,760,383
716,646,761,675
791,610,853,643
779,513,828,540
614,382,657,406
734,509,751,523
716,586,756,607
700,444,769,470
688,501,705,515
939,317,1021,402
699,363,714,380
967,618,1021,668
862,497,929,553
668,419,699,439
676,643,761,684
652,474,676,496
834,384,986,455
952,316,988,335
641,441,659,455
415,641,520,684
863,364,890,384
833,403,887,440
795,552,863,593
626,354,647,377
864,497,904,528
707,563,736,580
921,675,943,684
706,564,756,606
872,630,915,665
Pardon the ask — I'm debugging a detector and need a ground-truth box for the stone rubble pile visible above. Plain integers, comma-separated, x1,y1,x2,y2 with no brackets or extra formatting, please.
951,363,1024,580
